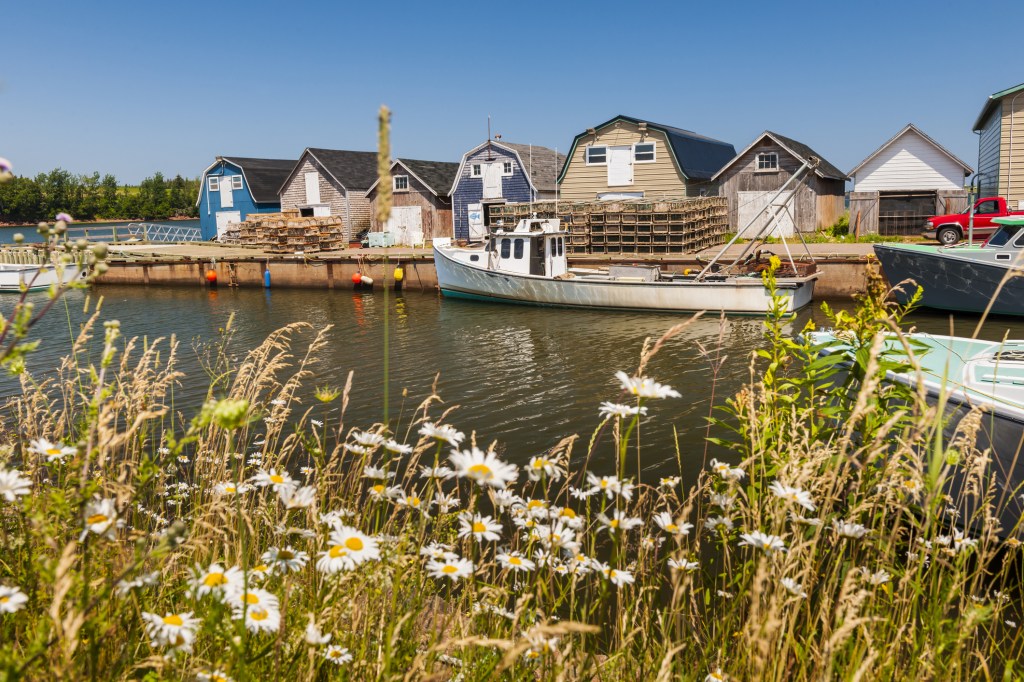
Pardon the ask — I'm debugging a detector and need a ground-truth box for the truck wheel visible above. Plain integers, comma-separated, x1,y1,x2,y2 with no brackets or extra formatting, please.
937,226,961,245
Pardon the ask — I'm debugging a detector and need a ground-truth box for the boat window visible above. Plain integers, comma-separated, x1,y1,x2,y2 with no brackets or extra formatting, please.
470,254,480,262
988,227,1021,248
513,239,524,259
500,239,511,258
1014,231,1024,248
558,237,564,256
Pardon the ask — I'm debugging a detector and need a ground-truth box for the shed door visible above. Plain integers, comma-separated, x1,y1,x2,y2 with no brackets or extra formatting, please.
737,191,795,238
482,163,503,199
220,177,234,208
607,146,633,186
304,171,321,205
467,203,485,241
386,206,423,246
215,210,241,240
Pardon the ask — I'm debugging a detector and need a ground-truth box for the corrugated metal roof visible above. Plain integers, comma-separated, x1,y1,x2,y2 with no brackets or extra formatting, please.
219,157,297,203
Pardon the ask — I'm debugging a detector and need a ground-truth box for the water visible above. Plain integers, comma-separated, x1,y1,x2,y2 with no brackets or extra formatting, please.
0,219,201,244
2,286,1023,481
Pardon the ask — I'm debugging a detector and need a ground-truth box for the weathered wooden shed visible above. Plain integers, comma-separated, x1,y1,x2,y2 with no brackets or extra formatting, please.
278,148,379,241
712,131,846,236
973,82,1024,209
848,124,972,236
366,158,460,243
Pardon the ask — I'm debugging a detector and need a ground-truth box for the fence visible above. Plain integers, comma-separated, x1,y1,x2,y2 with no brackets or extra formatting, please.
64,222,202,243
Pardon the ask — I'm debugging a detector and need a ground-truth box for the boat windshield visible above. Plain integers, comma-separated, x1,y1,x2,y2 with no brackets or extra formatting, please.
986,226,1024,248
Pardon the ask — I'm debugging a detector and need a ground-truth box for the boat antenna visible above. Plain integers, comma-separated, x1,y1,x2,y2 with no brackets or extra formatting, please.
529,144,534,215
554,146,559,217
487,116,493,161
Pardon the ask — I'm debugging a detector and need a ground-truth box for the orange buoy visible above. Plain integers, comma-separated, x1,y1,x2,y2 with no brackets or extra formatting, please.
205,269,218,285
351,272,362,285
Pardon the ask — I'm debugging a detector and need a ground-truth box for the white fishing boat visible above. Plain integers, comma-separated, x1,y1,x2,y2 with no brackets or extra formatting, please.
0,256,87,292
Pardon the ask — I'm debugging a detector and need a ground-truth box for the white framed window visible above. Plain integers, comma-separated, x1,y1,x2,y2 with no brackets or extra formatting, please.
231,175,243,190
633,142,656,163
586,146,607,165
502,160,514,175
208,177,220,192
471,163,483,178
393,175,409,191
756,152,779,171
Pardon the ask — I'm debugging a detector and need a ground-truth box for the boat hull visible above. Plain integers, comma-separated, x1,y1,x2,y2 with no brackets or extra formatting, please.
434,247,815,315
874,243,1024,316
0,263,87,292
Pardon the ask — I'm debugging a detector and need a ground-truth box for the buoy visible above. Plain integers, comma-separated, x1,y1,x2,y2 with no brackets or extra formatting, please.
205,269,218,286
263,268,271,288
393,266,404,282
351,272,362,285
683,268,692,276
360,275,374,286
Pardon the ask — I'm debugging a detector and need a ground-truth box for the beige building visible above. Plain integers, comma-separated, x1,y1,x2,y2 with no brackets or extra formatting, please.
974,82,1024,209
556,115,735,201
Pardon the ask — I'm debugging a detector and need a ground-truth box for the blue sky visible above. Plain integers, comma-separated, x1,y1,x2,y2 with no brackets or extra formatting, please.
2,0,1022,183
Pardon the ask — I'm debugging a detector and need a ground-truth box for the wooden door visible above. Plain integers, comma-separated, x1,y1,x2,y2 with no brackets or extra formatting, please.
482,163,503,199
220,177,234,208
607,146,633,186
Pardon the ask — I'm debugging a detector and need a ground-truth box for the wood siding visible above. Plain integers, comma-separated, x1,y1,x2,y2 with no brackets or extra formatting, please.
558,122,692,201
368,174,453,240
848,192,879,235
280,156,372,241
999,95,1024,208
977,105,1002,197
852,128,968,192
451,144,534,240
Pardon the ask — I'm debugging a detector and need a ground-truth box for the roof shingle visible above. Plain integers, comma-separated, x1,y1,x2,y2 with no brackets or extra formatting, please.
219,157,297,203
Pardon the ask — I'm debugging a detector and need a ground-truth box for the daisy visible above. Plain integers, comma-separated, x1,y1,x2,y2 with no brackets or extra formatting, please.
936,529,977,554
83,497,119,540
368,483,402,501
704,516,734,532
864,568,891,586
567,552,597,575
228,587,278,611
29,438,76,463
251,468,296,492
490,489,523,513
435,492,461,513
232,597,281,633
319,508,356,528
709,493,735,509
383,438,413,455
833,519,870,539
363,465,393,479
523,632,559,660
597,510,643,535
115,571,159,596
317,526,380,573
668,558,699,572
709,458,746,481
738,530,787,553
420,542,457,560
0,468,31,502
534,521,580,553
550,506,584,529
344,443,368,455
140,611,200,652
614,371,681,399
426,555,474,581
659,476,681,489
0,585,28,613
705,668,727,682
396,492,432,514
457,513,503,543
352,431,385,448
418,422,465,446
497,551,536,572
262,546,309,574
654,512,693,536
527,456,564,481
323,645,353,665
278,484,316,509
768,481,816,511
196,670,234,682
449,447,518,489
189,563,245,600
304,618,332,644
585,472,634,501
599,564,635,587
419,465,455,480
789,512,822,527
598,402,648,419
781,577,807,598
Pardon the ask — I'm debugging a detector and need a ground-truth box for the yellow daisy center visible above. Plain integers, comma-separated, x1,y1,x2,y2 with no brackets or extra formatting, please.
609,519,620,528
329,546,347,558
666,524,678,532
372,484,385,494
203,573,227,587
250,608,269,621
278,549,294,560
441,565,458,574
87,514,109,525
509,556,522,565
344,537,364,551
468,464,491,477
329,649,343,658
532,459,548,469
472,522,487,533
0,596,9,603
560,508,577,519
224,485,236,493
253,564,268,572
269,474,284,484
407,497,421,507
162,614,184,626
244,593,259,605
551,533,561,542
46,448,62,455
599,480,609,488
527,500,544,509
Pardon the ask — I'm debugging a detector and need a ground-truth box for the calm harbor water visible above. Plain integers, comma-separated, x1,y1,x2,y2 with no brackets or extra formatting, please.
2,286,1023,482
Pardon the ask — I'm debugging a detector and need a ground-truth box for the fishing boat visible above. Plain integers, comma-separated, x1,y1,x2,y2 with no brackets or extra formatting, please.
434,158,824,316
810,331,1024,538
874,216,1024,316
0,253,87,292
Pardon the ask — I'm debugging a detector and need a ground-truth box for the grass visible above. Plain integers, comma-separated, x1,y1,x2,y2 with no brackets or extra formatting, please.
0,262,1023,681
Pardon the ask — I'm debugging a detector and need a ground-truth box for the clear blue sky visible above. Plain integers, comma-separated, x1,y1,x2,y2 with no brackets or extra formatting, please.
3,0,1022,183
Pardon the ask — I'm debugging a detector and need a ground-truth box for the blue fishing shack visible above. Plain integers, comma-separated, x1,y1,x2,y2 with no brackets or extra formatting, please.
196,156,297,240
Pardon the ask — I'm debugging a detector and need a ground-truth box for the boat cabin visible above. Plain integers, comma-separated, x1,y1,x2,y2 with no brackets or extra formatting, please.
486,219,568,278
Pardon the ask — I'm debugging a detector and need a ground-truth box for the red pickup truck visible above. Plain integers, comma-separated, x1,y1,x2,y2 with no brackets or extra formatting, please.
923,197,1024,245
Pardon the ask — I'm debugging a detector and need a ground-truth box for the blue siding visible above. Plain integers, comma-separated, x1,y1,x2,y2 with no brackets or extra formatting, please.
197,160,281,240
451,145,536,240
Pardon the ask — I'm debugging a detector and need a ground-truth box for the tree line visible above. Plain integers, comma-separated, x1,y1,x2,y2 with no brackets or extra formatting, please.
0,169,200,224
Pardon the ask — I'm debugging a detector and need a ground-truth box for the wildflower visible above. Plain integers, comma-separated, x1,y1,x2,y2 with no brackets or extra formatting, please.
115,571,159,596
234,602,281,633
1006,537,1021,549
936,529,977,554
83,497,119,540
363,465,393,479
396,492,432,514
614,371,681,399
523,632,559,660
278,484,316,509
319,508,356,528
668,558,699,572
368,483,402,501
458,513,503,543
418,422,466,446
426,556,474,581
30,438,76,463
251,468,296,492
497,551,536,572
383,438,413,455
352,431,385,448
55,212,73,223
1007,620,1018,628
0,468,31,502
176,455,190,464
435,492,461,513
304,618,332,644
863,568,891,586
196,670,233,682
705,668,727,682
0,585,28,613
768,481,816,511
490,489,522,513
585,472,634,501
189,563,245,600
569,485,596,500
598,564,635,587
518,497,549,519
833,519,870,539
527,455,564,481
598,402,648,419
262,546,309,574
709,492,735,510
717,590,734,600
789,512,822,527
229,588,279,615
567,552,596,575
323,645,353,665
900,476,923,496
317,526,380,574
419,542,456,560
344,443,368,455
709,459,745,481
419,465,455,480
141,611,200,652
659,476,681,489
781,577,807,598
597,510,643,535
704,516,734,533
739,531,787,553
449,447,518,489
654,511,693,536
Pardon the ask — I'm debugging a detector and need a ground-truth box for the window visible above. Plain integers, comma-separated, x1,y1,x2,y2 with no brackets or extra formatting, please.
586,146,607,165
471,164,483,178
634,142,656,163
393,175,409,191
976,200,999,215
502,161,514,175
208,177,220,192
558,237,564,256
756,153,779,171
230,175,243,190
500,238,511,258
513,238,524,259
470,254,480,262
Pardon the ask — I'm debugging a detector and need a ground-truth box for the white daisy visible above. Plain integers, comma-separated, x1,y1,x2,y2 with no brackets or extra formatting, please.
709,459,746,481
833,519,870,539
936,529,977,554
396,492,432,515
768,481,816,511
196,670,234,682
598,563,635,587
614,371,681,399
316,526,380,574
526,456,564,481
233,599,281,633
419,465,455,480
781,577,807,598
738,530,786,553
323,645,353,665
534,521,580,553
0,468,31,502
262,546,309,574
457,513,503,543
83,497,119,540
0,585,28,613
418,422,465,446
29,438,76,463
705,668,727,682
597,510,642,535
352,431,385,448
667,558,699,572
278,484,316,509
497,551,536,572
598,402,648,419
585,472,634,501
704,516,734,533
304,618,332,645
654,511,693,536
426,556,474,581
362,465,393,479
140,611,201,652
383,439,413,455
434,492,461,513
449,448,518,489
189,563,245,600
251,468,296,493
709,493,735,510
419,542,456,560
659,476,681,489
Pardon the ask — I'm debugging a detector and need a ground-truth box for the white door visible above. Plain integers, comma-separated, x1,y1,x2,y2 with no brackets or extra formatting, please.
220,177,234,208
385,206,422,245
737,191,795,238
467,203,485,241
482,163,503,199
304,171,321,205
607,146,633,186
215,210,241,240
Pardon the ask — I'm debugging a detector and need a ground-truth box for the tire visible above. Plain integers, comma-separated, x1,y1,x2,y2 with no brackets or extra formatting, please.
936,226,961,245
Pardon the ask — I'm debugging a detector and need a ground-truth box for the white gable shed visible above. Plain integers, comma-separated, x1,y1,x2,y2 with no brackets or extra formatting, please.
848,124,972,236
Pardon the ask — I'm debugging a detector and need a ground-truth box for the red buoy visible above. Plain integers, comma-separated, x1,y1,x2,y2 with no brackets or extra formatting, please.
351,272,362,285
205,269,218,285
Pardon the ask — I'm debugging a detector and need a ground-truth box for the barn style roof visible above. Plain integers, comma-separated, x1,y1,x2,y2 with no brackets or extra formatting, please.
196,156,297,206
279,148,380,194
365,159,461,197
973,81,1024,132
556,115,736,183
711,131,847,181
847,123,972,177
449,140,565,195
